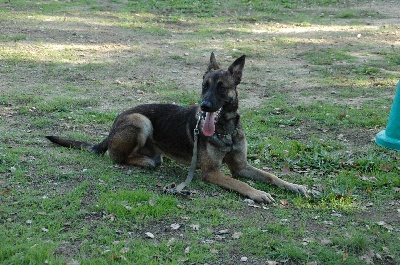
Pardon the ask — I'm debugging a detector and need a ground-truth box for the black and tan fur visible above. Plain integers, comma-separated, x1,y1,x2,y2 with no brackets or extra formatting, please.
46,53,308,203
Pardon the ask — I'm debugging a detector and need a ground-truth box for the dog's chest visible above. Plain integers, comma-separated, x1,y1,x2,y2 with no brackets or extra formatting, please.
207,117,244,152
207,133,237,152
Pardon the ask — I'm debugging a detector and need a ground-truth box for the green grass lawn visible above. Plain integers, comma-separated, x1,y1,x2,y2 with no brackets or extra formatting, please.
1,0,399,264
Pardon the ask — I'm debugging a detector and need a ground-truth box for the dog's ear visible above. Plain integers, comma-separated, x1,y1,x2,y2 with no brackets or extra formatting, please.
228,55,245,85
208,52,220,71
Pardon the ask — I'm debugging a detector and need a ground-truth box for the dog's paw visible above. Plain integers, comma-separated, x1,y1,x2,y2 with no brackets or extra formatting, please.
286,183,309,197
248,190,275,204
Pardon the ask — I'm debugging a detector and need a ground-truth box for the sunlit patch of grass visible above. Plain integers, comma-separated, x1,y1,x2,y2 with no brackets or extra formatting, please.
1,46,80,64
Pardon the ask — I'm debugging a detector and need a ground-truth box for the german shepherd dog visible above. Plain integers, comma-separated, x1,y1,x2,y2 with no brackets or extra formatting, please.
46,53,308,203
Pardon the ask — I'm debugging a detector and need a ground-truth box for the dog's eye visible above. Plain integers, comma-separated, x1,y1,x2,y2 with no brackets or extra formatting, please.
217,81,225,90
202,81,210,90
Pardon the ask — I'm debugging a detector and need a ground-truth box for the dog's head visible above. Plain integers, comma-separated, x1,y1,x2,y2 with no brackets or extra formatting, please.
200,53,245,136
200,52,245,113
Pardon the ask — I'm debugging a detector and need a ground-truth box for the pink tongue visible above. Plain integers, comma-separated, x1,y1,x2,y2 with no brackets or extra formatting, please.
202,112,216,136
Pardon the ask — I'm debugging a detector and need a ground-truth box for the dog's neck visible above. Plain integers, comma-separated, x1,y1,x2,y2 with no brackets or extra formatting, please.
214,98,239,136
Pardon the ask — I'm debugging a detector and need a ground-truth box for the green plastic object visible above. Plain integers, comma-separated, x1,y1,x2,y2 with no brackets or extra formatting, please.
375,81,400,151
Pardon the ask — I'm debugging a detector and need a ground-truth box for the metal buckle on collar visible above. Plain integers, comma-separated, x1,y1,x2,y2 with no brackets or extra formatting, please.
197,111,206,121
194,111,203,140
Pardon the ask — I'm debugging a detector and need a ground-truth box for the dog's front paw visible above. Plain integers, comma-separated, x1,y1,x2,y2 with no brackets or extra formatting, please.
286,183,309,197
248,189,275,204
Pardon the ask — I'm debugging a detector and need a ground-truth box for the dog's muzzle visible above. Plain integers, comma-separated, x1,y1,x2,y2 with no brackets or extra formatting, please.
200,100,213,112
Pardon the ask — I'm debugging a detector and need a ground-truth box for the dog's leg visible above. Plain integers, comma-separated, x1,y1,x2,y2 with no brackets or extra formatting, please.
234,164,308,195
225,152,308,197
108,113,160,168
124,153,160,168
202,170,275,203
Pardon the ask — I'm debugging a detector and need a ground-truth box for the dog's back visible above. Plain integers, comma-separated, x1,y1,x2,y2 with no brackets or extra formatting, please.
118,104,199,164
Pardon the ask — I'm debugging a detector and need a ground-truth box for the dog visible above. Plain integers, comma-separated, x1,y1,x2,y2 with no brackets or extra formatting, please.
46,53,308,203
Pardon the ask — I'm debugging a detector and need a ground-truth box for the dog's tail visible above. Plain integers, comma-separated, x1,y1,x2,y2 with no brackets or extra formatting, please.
45,136,108,155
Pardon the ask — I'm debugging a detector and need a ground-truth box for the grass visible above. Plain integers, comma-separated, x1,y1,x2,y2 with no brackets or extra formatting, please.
1,0,399,264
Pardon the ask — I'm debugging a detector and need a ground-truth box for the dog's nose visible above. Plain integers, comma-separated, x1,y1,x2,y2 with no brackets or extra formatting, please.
200,101,212,112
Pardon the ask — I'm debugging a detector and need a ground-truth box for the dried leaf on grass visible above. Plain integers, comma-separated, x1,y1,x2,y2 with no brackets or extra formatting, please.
167,237,176,246
232,231,243,239
248,204,261,209
360,175,377,182
145,232,155,239
244,198,255,205
216,229,229,235
377,221,393,231
189,224,199,231
321,238,332,246
280,199,289,206
359,249,375,264
215,235,225,240
281,165,291,175
178,257,189,262
170,223,181,230
380,163,392,172
120,247,129,254
302,237,313,246
124,205,132,210
331,212,342,217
